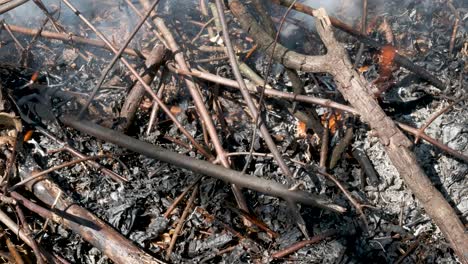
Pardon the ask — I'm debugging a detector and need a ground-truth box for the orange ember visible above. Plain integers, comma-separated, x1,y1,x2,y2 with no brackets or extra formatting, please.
23,130,34,142
321,112,342,134
31,71,40,83
379,45,396,79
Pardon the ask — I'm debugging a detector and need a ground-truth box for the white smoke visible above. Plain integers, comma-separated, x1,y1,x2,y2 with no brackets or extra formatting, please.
281,0,363,38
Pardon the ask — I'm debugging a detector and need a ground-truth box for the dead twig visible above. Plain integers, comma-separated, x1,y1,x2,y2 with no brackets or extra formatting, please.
319,120,329,170
414,97,466,144
317,170,373,232
11,173,165,264
118,43,167,131
2,21,25,53
146,69,170,135
447,0,460,57
214,0,294,181
36,127,126,182
226,205,279,239
353,0,367,68
329,126,354,169
14,204,44,264
20,16,49,67
166,65,359,115
397,122,468,163
9,154,113,190
5,24,145,58
352,147,379,187
166,184,199,260
271,229,338,259
0,209,64,263
216,0,311,237
164,176,202,218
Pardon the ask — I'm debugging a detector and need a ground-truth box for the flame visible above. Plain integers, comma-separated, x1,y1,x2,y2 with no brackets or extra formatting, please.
31,71,39,83
296,121,307,138
321,112,342,134
379,45,396,79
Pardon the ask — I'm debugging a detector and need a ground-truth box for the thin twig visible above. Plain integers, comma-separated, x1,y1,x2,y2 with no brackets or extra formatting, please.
166,65,359,115
319,120,329,170
20,16,49,67
317,170,374,232
37,127,126,182
154,17,251,221
163,176,202,218
15,204,44,264
353,0,367,68
397,122,468,163
215,0,293,178
271,229,338,259
2,21,25,52
191,17,215,44
414,96,466,144
6,24,145,58
352,147,379,187
146,70,169,135
329,126,354,169
31,0,65,33
9,154,113,190
447,0,460,57
166,184,199,260
0,209,62,263
0,0,28,15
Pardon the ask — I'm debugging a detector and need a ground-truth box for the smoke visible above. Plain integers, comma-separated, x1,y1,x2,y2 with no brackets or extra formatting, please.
0,0,145,47
1,0,95,27
281,0,363,38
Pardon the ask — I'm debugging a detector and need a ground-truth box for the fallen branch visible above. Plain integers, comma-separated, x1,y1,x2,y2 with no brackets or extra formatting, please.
61,116,347,213
13,171,164,264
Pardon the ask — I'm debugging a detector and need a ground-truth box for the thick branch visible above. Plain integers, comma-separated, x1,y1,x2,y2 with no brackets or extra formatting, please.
61,116,346,213
229,0,330,73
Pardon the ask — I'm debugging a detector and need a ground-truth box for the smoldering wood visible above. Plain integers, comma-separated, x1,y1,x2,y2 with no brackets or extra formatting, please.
229,1,468,262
